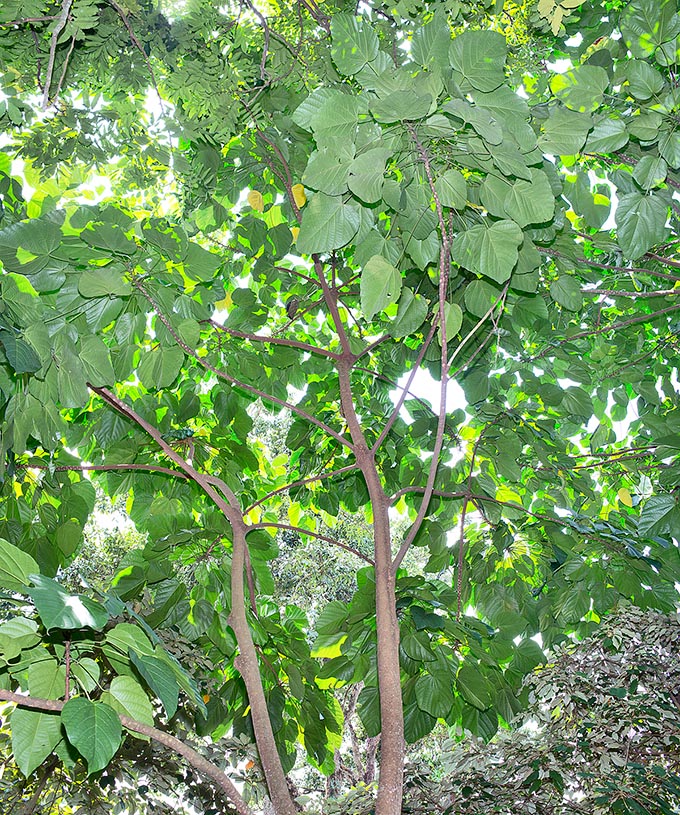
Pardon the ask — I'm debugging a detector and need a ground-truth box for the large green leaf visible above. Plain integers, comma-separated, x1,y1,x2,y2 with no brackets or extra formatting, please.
550,65,609,113
360,255,402,321
434,169,467,210
130,650,179,718
61,697,122,774
503,169,555,227
616,192,669,259
389,287,428,338
450,221,523,283
138,346,185,390
27,576,109,631
28,657,66,700
550,275,583,311
638,495,676,537
330,14,379,75
0,538,40,592
11,708,63,777
101,675,155,732
0,331,41,374
450,30,507,92
296,194,361,254
415,670,455,718
457,664,493,710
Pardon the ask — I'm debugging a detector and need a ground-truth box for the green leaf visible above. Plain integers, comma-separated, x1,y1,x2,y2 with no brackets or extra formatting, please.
138,346,185,390
61,697,122,775
539,107,591,155
434,169,467,210
616,192,669,260
389,287,428,338
348,148,391,204
625,59,667,100
0,618,40,660
0,331,41,374
550,65,609,113
415,670,455,718
638,495,676,537
357,686,381,737
0,538,40,592
450,30,507,92
451,221,523,283
78,335,116,386
503,169,555,227
72,658,100,694
360,255,402,321
584,117,629,153
331,14,379,75
296,194,361,254
101,675,155,732
82,224,136,255
457,664,493,710
441,302,463,342
78,269,131,298
464,279,503,318
129,650,179,718
28,575,109,631
0,217,63,256
183,242,221,282
633,156,668,190
11,708,63,777
28,657,66,700
412,13,451,67
404,702,436,743
550,275,583,311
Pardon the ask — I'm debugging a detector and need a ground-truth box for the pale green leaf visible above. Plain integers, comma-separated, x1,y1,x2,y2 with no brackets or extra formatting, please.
451,221,523,283
11,708,63,777
0,538,40,592
297,194,361,255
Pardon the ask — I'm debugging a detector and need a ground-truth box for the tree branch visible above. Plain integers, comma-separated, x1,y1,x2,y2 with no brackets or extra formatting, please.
245,464,358,513
42,0,73,109
134,281,353,450
0,689,252,815
22,462,190,480
208,321,339,360
250,522,374,564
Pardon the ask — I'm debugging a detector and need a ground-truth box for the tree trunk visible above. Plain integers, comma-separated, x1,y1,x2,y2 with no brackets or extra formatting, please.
372,494,404,815
230,525,297,815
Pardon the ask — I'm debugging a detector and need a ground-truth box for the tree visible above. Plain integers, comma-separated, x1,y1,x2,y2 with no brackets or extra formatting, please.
0,0,679,813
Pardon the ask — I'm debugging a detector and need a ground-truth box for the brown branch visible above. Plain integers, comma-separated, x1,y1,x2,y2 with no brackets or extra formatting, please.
372,316,439,454
392,284,509,572
23,462,190,480
539,247,680,283
134,281,352,450
208,321,339,360
52,34,75,104
0,15,58,26
531,302,680,359
20,755,58,815
245,464,358,513
42,0,73,109
89,386,241,519
586,288,678,298
0,689,252,815
251,522,374,564
108,0,166,117
255,132,302,224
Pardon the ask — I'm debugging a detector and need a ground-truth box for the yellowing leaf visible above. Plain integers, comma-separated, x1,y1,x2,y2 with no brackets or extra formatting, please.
311,635,346,659
215,291,232,310
618,488,633,507
290,226,300,241
247,190,264,212
292,184,307,208
245,506,261,524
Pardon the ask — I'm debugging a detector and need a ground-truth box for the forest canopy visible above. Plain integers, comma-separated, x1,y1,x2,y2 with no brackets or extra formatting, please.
0,0,679,813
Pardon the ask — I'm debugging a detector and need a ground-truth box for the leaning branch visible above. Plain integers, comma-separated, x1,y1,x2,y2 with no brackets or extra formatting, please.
251,522,374,565
208,321,339,360
135,282,352,451
245,463,358,513
0,689,252,815
41,0,73,109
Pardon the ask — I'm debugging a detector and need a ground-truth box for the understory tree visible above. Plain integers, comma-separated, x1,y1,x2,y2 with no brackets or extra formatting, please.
0,0,679,813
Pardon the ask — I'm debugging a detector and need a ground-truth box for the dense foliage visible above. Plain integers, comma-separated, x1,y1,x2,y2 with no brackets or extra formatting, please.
0,0,679,812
